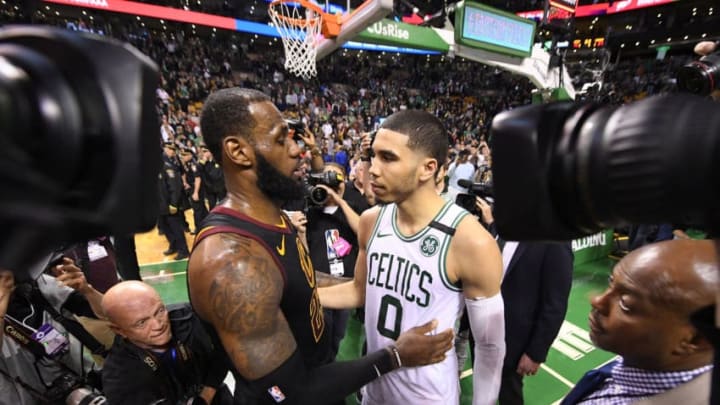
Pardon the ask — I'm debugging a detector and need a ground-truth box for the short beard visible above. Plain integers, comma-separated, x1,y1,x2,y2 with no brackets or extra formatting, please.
256,152,304,201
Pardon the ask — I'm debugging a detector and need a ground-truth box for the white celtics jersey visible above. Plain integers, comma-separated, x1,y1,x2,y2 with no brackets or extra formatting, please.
363,201,468,405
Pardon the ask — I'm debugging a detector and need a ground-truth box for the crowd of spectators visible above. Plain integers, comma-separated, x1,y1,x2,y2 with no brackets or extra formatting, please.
568,52,695,104
2,2,701,154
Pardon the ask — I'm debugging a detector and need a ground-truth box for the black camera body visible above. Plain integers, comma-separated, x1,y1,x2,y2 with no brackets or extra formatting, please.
304,171,344,206
489,93,720,241
46,373,106,404
286,119,305,141
677,47,720,96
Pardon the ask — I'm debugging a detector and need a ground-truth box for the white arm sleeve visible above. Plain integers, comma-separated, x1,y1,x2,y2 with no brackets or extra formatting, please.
466,293,505,405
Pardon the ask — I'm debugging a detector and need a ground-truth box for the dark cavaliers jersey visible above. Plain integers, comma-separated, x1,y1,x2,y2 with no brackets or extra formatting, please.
190,207,331,398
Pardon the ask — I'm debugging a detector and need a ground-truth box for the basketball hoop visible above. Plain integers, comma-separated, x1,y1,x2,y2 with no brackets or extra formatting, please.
268,0,341,80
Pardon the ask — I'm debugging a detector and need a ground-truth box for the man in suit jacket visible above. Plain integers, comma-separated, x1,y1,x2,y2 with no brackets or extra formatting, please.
475,196,574,404
561,240,717,404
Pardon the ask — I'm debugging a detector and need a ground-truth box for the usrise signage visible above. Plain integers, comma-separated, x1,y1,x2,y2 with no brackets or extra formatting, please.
357,20,450,52
366,21,410,40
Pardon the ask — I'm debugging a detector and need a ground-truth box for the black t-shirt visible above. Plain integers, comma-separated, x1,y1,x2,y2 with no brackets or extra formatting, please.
102,304,228,404
306,205,358,279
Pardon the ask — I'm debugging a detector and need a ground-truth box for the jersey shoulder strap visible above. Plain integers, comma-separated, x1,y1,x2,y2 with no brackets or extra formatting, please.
429,203,469,237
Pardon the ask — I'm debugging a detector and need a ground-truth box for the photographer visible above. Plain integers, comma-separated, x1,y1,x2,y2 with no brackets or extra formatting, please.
305,162,369,357
1,259,107,405
101,281,232,405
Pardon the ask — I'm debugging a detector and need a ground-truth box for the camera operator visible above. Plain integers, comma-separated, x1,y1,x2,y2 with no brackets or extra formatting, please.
305,163,369,357
1,259,107,405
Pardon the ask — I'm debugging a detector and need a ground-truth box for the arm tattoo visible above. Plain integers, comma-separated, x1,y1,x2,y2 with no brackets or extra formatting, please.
204,234,296,379
210,235,277,335
315,271,351,288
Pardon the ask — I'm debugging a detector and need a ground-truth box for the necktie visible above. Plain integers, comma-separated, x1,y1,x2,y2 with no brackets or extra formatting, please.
561,361,617,404
496,236,506,252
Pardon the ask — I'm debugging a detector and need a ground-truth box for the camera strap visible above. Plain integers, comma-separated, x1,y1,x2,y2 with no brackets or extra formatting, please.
30,288,108,358
2,315,48,358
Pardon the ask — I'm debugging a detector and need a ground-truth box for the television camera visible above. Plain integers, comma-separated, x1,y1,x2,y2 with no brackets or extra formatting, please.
0,26,160,278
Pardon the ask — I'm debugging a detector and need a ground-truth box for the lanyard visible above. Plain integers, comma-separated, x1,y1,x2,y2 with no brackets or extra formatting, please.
2,314,48,358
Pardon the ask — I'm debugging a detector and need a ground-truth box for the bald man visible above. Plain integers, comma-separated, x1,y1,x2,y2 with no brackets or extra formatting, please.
562,240,718,405
101,281,232,404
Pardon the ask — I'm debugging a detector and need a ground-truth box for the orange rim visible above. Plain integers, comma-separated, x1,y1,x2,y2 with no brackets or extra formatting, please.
268,0,342,37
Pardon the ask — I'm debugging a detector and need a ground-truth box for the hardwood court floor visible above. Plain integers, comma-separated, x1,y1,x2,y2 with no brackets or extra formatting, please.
135,213,617,405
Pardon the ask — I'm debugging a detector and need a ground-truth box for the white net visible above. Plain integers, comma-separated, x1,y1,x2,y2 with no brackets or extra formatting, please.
269,1,323,80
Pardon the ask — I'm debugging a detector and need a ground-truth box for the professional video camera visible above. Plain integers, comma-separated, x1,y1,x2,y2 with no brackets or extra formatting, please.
489,93,719,241
304,171,344,206
0,26,160,277
677,45,719,96
455,178,494,216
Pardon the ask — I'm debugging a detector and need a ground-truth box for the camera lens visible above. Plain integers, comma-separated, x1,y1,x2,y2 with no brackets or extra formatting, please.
310,186,328,205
